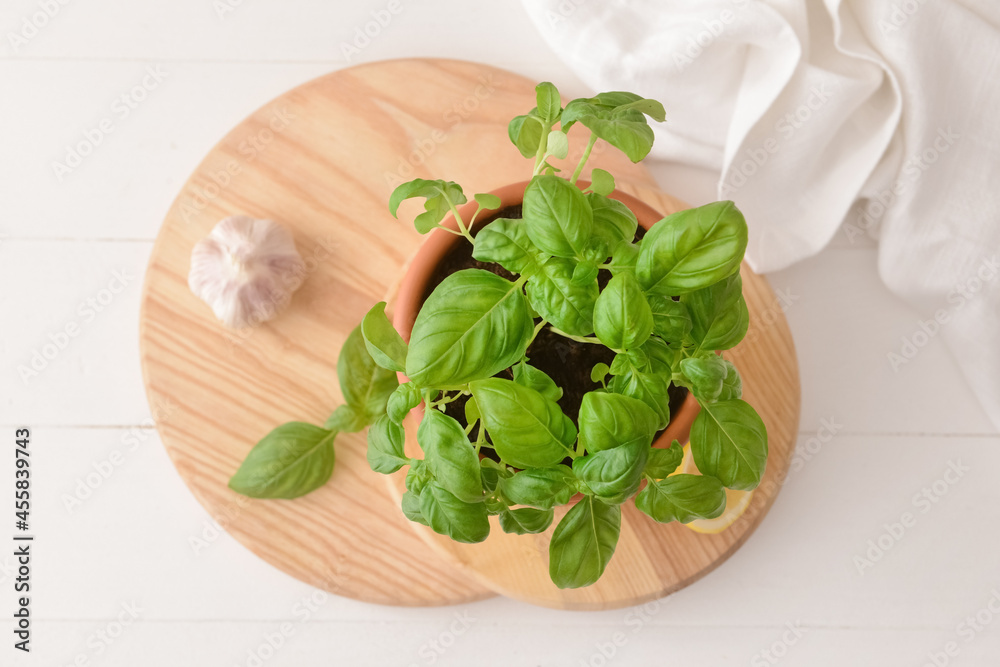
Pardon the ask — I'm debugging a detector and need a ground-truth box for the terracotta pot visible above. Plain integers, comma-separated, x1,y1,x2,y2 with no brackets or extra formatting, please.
392,180,699,453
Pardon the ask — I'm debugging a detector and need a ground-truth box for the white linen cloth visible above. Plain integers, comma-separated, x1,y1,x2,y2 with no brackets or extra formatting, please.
522,0,1000,430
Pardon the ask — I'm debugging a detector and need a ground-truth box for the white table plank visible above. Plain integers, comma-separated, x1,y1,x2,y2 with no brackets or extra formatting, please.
0,240,154,425
0,0,564,67
7,620,1000,667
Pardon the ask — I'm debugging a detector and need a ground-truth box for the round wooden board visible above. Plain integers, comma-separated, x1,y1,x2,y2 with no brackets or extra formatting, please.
139,58,658,606
387,182,801,610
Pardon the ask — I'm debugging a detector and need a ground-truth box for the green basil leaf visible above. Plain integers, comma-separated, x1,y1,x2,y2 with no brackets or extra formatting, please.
589,92,639,107
608,363,671,430
590,362,610,385
571,260,600,286
367,414,407,474
718,359,743,401
588,169,615,197
692,271,741,311
647,295,692,342
338,325,398,422
472,218,544,275
474,192,501,211
387,382,422,424
578,391,660,453
502,465,575,509
588,194,638,248
713,297,749,350
609,96,667,122
635,474,726,523
522,174,593,259
508,113,545,159
388,178,467,233
480,457,510,476
644,444,685,479
536,81,562,123
637,201,748,296
593,272,654,350
641,336,675,374
464,394,481,430
561,94,663,164
691,399,767,491
607,240,640,276
470,378,577,469
582,235,611,263
609,348,646,376
323,403,366,432
526,256,599,336
513,361,563,402
484,493,508,514
480,466,500,495
681,274,749,351
549,496,621,589
560,98,602,127
420,482,490,544
586,91,664,116
229,422,336,499
578,109,655,163
573,440,648,503
679,355,728,402
564,92,663,121
418,409,482,503
406,269,534,386
405,459,432,494
500,507,555,535
401,490,428,526
361,302,408,373
546,130,569,159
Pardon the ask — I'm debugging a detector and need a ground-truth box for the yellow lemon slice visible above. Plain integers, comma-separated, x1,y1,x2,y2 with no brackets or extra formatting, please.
668,443,754,535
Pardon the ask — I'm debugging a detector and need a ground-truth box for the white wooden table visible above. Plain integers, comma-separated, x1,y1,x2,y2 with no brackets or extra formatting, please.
2,1,998,665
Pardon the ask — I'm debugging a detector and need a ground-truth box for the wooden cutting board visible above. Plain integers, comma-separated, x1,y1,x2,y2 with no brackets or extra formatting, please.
386,183,800,610
138,58,658,606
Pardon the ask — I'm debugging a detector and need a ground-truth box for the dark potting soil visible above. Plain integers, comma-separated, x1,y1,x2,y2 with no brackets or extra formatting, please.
420,206,688,447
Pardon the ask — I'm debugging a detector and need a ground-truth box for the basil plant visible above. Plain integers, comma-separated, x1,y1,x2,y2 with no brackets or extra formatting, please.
230,82,767,589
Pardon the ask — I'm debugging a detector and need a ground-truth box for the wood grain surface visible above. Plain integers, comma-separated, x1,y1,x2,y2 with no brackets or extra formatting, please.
138,58,657,606
387,181,801,610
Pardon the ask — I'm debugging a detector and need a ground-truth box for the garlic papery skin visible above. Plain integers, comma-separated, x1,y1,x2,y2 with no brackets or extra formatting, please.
188,216,306,329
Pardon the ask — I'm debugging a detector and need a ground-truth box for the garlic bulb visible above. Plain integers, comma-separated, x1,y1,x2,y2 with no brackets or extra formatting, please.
188,216,306,329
